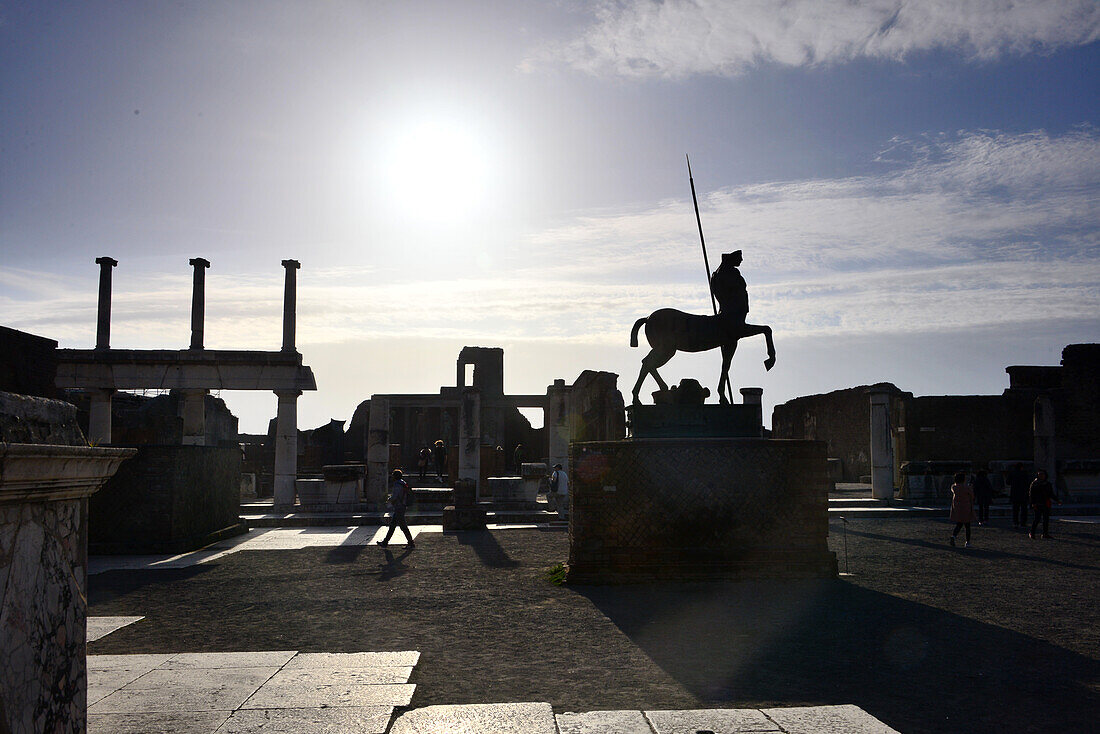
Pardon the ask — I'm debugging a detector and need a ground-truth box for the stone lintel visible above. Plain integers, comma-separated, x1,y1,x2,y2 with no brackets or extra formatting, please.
55,352,317,392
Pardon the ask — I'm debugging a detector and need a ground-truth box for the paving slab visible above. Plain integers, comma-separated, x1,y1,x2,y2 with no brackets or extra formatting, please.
88,710,231,734
389,702,557,734
87,653,175,672
646,708,781,733
216,706,394,734
163,651,298,669
557,709,654,733
90,667,277,713
241,681,415,709
284,651,420,668
263,665,413,686
762,705,901,733
87,615,145,641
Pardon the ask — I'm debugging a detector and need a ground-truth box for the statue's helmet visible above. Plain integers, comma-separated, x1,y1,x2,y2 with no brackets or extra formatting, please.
722,250,743,266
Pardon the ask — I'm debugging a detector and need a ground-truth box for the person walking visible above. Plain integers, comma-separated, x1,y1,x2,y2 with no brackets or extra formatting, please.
949,471,975,547
1007,462,1030,528
549,463,569,520
378,469,415,547
1029,469,1058,539
973,469,993,525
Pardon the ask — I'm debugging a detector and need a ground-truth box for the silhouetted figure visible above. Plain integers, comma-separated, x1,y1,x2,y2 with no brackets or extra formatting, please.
973,470,993,525
549,463,569,519
1007,463,1030,528
432,440,447,483
417,446,431,481
378,470,414,547
630,250,776,405
1029,469,1058,539
513,443,526,473
949,471,974,547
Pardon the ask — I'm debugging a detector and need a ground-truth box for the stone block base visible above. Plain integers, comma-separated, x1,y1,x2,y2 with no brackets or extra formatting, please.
442,505,487,532
565,437,836,584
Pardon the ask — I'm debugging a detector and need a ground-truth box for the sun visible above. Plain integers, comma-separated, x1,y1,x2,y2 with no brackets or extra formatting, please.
379,119,492,221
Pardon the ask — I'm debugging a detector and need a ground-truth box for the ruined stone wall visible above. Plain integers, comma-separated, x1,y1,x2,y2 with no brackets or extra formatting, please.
0,326,59,399
902,395,1029,467
771,384,904,481
89,445,246,554
1058,344,1100,457
571,370,626,442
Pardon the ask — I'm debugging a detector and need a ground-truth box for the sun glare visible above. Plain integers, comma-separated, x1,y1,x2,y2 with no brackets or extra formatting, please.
380,120,492,221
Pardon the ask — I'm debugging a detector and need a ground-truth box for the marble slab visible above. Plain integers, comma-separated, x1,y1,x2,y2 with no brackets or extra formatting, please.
218,706,394,734
389,703,557,734
557,709,654,733
761,705,901,734
87,615,145,641
284,651,420,668
88,710,232,734
646,708,781,733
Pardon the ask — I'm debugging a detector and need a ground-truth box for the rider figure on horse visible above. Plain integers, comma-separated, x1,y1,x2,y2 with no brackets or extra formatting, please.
710,250,749,326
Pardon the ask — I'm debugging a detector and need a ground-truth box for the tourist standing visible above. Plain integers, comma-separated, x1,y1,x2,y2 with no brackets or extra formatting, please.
973,470,993,525
513,443,526,473
417,446,431,481
949,472,975,547
1029,469,1058,539
1007,462,1030,528
432,440,447,482
549,463,569,520
378,470,415,547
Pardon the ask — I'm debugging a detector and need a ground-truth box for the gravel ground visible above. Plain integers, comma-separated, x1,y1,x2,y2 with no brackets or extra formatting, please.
88,516,1099,734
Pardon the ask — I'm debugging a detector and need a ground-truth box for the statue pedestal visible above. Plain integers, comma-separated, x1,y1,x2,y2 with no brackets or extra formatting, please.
628,404,762,438
565,436,836,584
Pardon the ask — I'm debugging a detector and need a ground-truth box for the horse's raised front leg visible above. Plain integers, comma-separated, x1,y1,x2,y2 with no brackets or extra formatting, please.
718,343,736,404
742,323,776,371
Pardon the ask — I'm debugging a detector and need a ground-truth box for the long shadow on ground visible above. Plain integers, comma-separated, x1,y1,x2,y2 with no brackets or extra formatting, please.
578,579,1098,734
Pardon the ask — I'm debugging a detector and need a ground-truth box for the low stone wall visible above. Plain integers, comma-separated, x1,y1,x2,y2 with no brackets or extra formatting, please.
566,438,836,583
90,445,247,554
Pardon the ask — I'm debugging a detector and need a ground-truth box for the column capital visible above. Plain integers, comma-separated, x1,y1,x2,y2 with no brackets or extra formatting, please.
281,259,300,269
189,257,210,269
95,256,118,267
274,389,302,400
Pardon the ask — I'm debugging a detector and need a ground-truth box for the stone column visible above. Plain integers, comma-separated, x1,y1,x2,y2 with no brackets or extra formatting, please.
546,379,571,472
179,390,207,446
87,388,114,445
869,390,895,500
1034,395,1057,488
94,256,117,350
188,258,210,350
459,388,481,494
740,387,764,437
366,396,391,506
273,389,300,507
281,259,300,353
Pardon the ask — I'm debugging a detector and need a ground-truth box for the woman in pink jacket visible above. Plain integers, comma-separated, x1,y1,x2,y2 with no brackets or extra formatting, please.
949,471,975,547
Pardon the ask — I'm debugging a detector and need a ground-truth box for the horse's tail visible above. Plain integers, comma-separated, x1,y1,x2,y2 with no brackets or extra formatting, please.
629,317,647,348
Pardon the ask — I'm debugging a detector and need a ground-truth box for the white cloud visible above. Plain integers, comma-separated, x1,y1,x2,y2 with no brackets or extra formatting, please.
6,129,1097,353
531,0,1100,78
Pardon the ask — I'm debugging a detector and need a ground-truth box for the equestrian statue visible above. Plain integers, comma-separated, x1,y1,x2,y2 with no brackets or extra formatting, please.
630,249,775,405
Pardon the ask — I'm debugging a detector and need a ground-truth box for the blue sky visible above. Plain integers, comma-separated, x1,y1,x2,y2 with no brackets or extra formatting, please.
2,1,1098,432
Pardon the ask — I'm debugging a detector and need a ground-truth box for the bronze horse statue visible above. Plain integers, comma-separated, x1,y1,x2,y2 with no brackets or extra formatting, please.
630,309,775,405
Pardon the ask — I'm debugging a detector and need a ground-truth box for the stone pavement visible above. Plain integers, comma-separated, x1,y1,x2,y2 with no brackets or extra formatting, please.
87,651,418,733
87,649,898,733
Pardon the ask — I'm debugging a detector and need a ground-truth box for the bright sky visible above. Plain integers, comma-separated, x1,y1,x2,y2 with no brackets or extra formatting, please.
2,1,1098,433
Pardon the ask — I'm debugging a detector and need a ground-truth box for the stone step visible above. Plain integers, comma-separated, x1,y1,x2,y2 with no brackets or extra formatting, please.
242,509,560,528
388,702,901,733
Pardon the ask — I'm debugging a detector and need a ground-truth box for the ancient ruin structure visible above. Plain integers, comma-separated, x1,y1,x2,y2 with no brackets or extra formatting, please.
772,344,1100,502
55,258,317,511
360,347,626,504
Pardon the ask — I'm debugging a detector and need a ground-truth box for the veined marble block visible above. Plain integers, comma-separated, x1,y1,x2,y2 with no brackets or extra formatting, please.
0,443,133,734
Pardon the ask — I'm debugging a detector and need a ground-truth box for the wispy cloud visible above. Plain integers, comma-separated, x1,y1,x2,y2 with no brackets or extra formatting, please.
6,129,1097,351
529,0,1100,78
